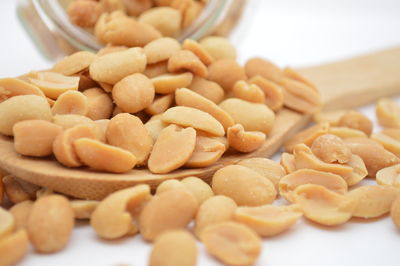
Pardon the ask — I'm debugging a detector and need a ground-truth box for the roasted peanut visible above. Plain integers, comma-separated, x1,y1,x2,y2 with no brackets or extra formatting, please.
284,122,330,153
375,98,400,128
248,75,284,111
311,134,352,163
168,50,208,78
337,110,373,135
0,95,52,136
283,67,318,91
212,165,277,206
53,125,98,167
52,90,88,116
28,195,74,253
232,80,265,103
91,185,151,238
144,61,169,78
138,7,181,37
0,78,45,103
313,109,347,126
83,88,113,120
0,230,29,266
235,204,302,237
13,120,62,157
294,184,357,226
328,126,368,139
185,135,226,167
175,88,234,130
227,124,266,153
345,154,368,186
144,118,167,142
280,152,296,174
106,113,153,165
145,94,174,115
149,230,197,266
182,39,214,65
156,179,186,195
348,185,400,218
148,124,196,173
144,37,181,64
74,138,137,173
53,114,93,130
208,59,247,91
391,196,400,229
71,200,99,219
52,51,97,76
90,47,147,84
0,207,14,239
238,157,286,189
199,36,236,60
219,98,275,134
10,200,34,230
181,176,214,204
201,221,261,266
139,188,198,241
376,164,400,188
188,76,224,104
279,169,348,202
2,175,31,204
68,0,103,28
371,131,400,158
245,57,283,83
151,72,193,94
29,71,80,99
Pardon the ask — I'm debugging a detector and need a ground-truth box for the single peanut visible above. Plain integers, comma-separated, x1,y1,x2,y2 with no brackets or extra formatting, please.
245,57,283,83
248,75,284,111
82,88,113,120
145,94,174,116
144,61,169,78
52,51,97,76
0,230,29,266
0,78,45,103
10,200,34,230
144,118,168,142
328,126,368,139
144,37,181,64
280,152,296,174
371,131,400,158
51,90,88,116
188,76,224,104
337,110,373,135
181,176,214,204
53,114,94,130
376,164,400,188
199,36,236,60
311,134,352,163
232,80,265,103
138,7,182,37
151,72,193,94
208,59,247,91
185,135,226,168
29,71,80,99
2,175,31,204
227,124,266,153
182,39,214,65
168,50,208,78
375,98,400,128
71,200,99,219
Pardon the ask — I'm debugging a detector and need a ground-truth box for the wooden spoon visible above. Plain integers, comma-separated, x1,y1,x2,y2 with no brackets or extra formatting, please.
1,47,400,200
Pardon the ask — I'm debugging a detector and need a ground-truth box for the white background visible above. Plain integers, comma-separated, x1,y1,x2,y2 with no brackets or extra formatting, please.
1,0,400,265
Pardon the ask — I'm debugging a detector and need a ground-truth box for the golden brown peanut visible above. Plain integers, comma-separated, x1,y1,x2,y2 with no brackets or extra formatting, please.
375,98,400,128
29,72,80,99
28,195,74,253
145,96,172,117
162,106,225,136
194,195,237,237
201,221,261,266
391,196,400,229
148,124,196,174
68,0,104,28
248,75,284,111
0,78,45,102
219,98,275,134
284,122,330,153
283,67,318,91
371,132,400,157
83,88,113,120
232,80,265,103
112,73,155,113
182,39,214,65
74,138,137,173
106,113,153,165
0,95,52,136
123,0,153,16
245,57,283,83
144,37,181,64
96,14,161,47
139,188,198,241
188,76,224,104
52,90,88,116
345,137,400,177
53,51,97,76
144,61,169,78
185,135,226,168
280,77,321,114
181,176,214,204
0,207,14,239
0,230,29,266
199,36,236,60
90,47,147,84
156,179,186,195
345,154,368,186
13,120,62,157
91,185,151,239
234,205,302,237
238,157,286,189
2,175,31,204
149,230,197,266
348,185,400,218
208,59,247,91
279,169,348,203
138,7,182,37
328,126,368,139
212,165,277,206
151,72,193,94
294,184,357,226
313,109,348,126
311,134,352,163
168,50,208,78
9,200,33,230
53,125,98,167
175,88,234,131
53,114,93,130
71,200,99,219
227,124,266,153
280,152,296,174
376,164,400,188
337,110,373,135
144,119,167,142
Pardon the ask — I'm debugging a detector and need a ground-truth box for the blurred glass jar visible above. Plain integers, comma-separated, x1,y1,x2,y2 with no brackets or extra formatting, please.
17,0,248,60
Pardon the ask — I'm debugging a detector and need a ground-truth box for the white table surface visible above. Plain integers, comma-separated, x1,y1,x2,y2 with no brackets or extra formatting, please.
1,0,400,265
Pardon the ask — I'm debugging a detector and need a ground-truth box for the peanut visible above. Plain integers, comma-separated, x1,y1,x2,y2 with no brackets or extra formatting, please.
144,118,168,142
52,51,97,76
181,176,214,204
151,72,193,94
188,76,224,104
283,67,318,91
227,124,266,153
82,88,113,120
311,134,352,163
280,152,296,174
71,200,99,219
145,94,174,116
156,179,186,195
375,98,400,128
245,57,283,83
248,75,284,111
371,131,400,158
313,109,347,126
138,7,182,37
182,39,214,65
208,59,247,91
9,200,34,230
144,37,181,64
0,230,29,266
168,50,208,78
199,36,236,60
0,78,45,103
284,122,330,153
2,175,31,204
337,110,373,135
52,90,88,116
232,80,265,103
328,126,368,139
29,72,80,99
124,0,153,16
185,135,226,168
53,114,93,130
68,0,103,28
143,61,169,78
376,164,400,188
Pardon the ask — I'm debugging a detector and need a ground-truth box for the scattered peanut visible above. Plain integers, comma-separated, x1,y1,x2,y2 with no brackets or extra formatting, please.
0,230,29,266
199,36,236,60
82,88,113,120
144,37,181,64
185,135,226,167
29,72,80,99
0,78,45,102
208,59,247,91
138,7,181,37
52,51,97,76
311,134,352,163
375,98,400,128
376,164,400,188
168,50,208,78
248,75,284,111
232,80,265,103
181,176,214,204
337,110,373,135
151,72,193,94
227,124,266,153
188,76,224,104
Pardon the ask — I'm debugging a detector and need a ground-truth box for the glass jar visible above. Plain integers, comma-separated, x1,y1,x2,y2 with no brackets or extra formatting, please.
17,0,248,60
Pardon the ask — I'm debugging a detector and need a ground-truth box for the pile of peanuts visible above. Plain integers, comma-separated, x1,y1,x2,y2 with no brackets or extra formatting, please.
0,36,320,174
68,0,207,45
1,98,400,265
